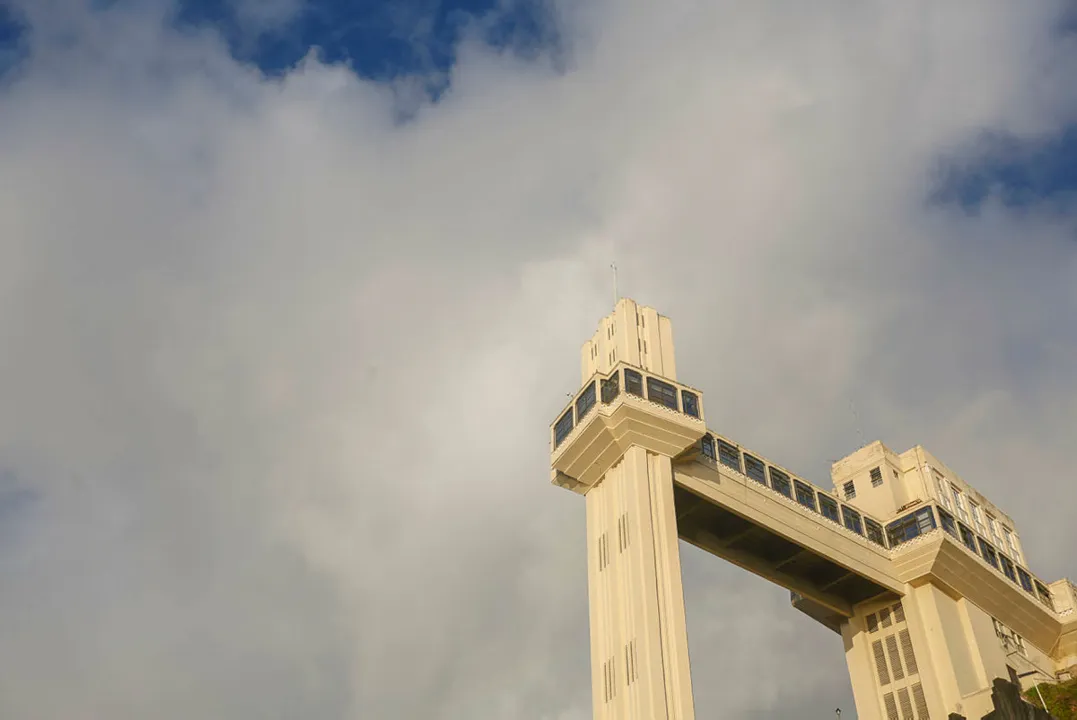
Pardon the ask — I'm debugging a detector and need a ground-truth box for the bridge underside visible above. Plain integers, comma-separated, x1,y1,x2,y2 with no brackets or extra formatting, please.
673,483,895,628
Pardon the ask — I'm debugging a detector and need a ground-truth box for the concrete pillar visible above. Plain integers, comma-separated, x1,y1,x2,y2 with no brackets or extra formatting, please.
586,445,695,719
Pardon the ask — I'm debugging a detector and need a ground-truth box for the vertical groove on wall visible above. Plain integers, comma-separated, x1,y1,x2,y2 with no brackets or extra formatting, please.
874,640,891,685
886,635,906,680
911,683,929,720
883,692,899,720
899,629,918,675
897,687,913,720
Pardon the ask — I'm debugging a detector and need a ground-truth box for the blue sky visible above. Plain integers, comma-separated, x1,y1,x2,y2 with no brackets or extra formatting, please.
1,0,1073,210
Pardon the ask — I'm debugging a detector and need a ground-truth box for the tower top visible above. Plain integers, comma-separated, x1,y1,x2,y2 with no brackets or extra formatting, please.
580,298,677,385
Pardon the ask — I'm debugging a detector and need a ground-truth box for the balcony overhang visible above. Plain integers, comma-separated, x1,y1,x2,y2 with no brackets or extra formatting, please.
550,392,706,494
894,533,1063,654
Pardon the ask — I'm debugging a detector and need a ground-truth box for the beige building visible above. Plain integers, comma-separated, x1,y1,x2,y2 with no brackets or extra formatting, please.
550,298,1076,720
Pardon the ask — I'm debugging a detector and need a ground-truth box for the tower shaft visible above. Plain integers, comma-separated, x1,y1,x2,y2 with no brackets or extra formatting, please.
586,446,694,719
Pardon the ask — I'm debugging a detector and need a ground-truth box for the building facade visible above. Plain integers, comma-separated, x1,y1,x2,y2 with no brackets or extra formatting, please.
550,298,1076,720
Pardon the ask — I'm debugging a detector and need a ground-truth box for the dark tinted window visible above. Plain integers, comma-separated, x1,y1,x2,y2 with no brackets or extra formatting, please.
681,390,700,418
794,480,816,510
601,375,620,403
842,506,863,535
938,508,957,537
819,494,840,522
866,519,886,547
624,369,644,397
1035,582,1053,610
554,409,574,447
717,440,741,472
870,467,883,487
744,455,767,484
887,507,937,547
647,377,678,410
576,382,596,421
769,467,791,497
978,538,999,569
843,481,856,500
958,523,977,552
1017,567,1034,593
1000,555,1017,582
700,434,716,461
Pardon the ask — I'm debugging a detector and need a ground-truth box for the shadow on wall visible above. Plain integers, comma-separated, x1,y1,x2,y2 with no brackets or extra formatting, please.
948,679,1057,720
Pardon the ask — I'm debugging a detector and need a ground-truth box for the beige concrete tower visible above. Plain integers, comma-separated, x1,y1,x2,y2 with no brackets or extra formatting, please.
554,299,699,719
550,299,1075,720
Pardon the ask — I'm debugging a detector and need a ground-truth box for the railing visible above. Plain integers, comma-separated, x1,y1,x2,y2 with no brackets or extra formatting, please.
692,431,1061,612
550,364,705,451
936,505,1055,611
695,432,891,550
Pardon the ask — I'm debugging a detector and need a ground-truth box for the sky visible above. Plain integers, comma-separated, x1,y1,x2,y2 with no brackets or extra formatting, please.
0,1,1075,718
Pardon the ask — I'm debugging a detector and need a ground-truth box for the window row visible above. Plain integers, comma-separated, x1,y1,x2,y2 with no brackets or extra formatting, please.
698,435,888,548
937,507,1053,610
934,471,1023,565
553,368,703,448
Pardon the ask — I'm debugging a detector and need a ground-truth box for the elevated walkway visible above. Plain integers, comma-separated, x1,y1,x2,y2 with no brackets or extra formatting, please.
672,439,902,626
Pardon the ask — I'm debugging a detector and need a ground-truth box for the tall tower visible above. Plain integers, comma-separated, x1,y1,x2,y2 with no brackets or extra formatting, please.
552,298,700,719
550,299,1076,720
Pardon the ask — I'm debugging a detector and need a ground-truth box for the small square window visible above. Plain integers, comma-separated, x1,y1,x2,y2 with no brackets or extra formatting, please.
769,467,792,497
700,434,716,461
744,455,767,485
646,377,678,411
842,506,863,535
717,440,741,472
819,494,840,523
794,480,816,510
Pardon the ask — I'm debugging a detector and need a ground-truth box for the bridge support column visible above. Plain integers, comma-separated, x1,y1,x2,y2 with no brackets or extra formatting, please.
586,445,696,720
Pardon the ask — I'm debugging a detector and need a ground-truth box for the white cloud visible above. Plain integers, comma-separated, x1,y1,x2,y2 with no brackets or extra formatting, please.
0,1,1075,718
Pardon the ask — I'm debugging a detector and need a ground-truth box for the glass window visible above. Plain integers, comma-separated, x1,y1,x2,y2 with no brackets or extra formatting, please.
958,523,977,553
870,467,883,487
794,480,816,510
1005,531,1023,565
1016,567,1034,594
1000,555,1017,583
842,506,863,535
769,467,791,497
554,409,574,447
576,381,597,421
744,454,767,485
818,494,840,523
886,507,937,547
600,374,620,403
717,440,741,472
646,377,678,410
987,515,1003,548
951,484,969,522
935,472,952,510
938,508,958,538
865,519,886,547
700,434,716,461
843,480,856,500
978,538,999,569
970,502,986,535
681,390,700,418
624,369,644,397
1034,582,1054,610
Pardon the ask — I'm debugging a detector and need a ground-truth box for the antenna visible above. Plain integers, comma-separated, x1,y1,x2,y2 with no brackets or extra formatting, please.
849,398,864,449
610,261,618,308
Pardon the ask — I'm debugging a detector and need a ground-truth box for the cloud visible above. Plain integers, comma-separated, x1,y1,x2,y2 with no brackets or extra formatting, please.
0,0,1075,718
